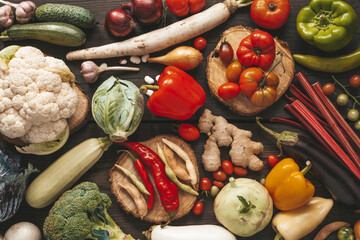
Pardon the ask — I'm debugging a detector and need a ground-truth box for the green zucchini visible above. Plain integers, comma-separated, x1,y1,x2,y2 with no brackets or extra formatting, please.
0,22,86,47
35,3,96,29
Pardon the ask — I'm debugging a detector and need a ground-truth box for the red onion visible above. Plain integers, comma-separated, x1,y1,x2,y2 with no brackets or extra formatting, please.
121,0,164,25
104,8,134,37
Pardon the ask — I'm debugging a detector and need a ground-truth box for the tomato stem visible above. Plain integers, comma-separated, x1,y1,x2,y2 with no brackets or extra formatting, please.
268,3,277,11
258,51,283,88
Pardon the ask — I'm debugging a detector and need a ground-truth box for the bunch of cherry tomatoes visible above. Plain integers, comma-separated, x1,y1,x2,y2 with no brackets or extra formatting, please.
217,30,282,108
323,75,360,130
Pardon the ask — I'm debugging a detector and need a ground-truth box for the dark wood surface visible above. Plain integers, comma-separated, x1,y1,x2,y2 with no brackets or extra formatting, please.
1,0,360,239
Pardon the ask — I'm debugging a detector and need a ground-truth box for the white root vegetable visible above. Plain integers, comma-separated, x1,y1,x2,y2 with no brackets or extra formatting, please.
66,0,253,61
162,138,197,187
145,225,237,240
4,222,41,240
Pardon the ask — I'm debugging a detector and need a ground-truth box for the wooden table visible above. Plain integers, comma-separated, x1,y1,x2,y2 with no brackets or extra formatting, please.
1,0,359,239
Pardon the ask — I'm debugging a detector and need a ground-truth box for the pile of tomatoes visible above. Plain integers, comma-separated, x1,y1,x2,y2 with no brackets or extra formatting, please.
217,30,281,108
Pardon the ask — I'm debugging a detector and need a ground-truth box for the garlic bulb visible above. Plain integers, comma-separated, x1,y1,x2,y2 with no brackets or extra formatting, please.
0,5,14,27
15,1,36,23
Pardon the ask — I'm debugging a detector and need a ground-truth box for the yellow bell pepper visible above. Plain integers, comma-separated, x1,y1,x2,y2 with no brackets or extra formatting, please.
264,158,315,211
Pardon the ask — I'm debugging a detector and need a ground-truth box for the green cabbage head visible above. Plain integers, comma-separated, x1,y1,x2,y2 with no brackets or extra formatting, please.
92,76,144,142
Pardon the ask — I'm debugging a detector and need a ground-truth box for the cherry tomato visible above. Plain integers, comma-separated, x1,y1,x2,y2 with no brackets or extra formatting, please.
337,94,349,106
250,0,291,30
322,83,335,96
178,123,200,141
234,166,248,176
166,0,205,16
213,180,225,188
355,120,360,130
212,170,227,182
221,160,234,175
267,154,279,167
200,177,212,191
210,185,220,197
349,75,360,88
192,201,204,215
226,62,243,82
219,40,234,64
194,37,207,50
347,109,359,122
218,82,240,99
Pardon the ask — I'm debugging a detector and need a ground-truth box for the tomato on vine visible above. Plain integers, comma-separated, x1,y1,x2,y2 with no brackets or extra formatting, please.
322,83,335,96
200,177,212,191
250,0,290,30
349,75,360,88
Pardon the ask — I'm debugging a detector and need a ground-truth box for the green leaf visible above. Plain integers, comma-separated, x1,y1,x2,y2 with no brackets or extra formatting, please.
15,125,69,155
0,45,21,72
238,196,256,213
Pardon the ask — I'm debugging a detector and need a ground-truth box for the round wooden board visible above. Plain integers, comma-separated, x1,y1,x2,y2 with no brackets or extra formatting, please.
207,25,295,116
109,135,199,223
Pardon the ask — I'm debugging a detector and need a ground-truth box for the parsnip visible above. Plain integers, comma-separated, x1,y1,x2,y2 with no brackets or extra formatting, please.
66,0,252,60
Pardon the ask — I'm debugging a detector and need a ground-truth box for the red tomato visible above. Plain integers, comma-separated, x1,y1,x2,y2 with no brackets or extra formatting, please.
178,123,200,141
218,82,240,99
250,0,290,30
213,180,225,188
166,0,205,17
221,160,234,175
226,62,243,82
322,83,335,96
349,75,360,88
212,170,227,182
267,154,279,167
194,37,207,50
192,201,204,215
200,177,212,191
219,40,234,64
234,166,248,176
236,30,275,71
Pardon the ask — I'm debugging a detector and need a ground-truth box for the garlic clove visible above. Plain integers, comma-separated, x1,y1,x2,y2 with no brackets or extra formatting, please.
15,1,36,23
0,5,14,28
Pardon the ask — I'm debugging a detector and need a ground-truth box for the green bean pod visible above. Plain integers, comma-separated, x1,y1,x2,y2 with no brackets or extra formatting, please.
293,46,360,73
157,144,198,196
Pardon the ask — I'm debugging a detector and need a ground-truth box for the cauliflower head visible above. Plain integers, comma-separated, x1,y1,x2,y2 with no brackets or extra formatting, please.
0,46,78,144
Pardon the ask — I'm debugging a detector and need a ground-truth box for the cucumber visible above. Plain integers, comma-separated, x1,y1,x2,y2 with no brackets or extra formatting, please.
35,3,96,29
0,22,86,47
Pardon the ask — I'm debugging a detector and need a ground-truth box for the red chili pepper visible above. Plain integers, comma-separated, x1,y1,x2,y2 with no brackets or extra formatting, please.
119,150,155,210
140,66,206,120
115,142,179,216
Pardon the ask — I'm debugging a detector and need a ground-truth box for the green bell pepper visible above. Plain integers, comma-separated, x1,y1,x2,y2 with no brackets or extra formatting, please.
296,0,358,52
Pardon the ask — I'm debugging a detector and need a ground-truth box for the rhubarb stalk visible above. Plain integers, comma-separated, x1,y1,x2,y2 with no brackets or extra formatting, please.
296,73,360,170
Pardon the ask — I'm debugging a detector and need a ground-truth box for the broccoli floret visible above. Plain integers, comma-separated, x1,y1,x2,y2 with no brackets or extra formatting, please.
43,182,134,240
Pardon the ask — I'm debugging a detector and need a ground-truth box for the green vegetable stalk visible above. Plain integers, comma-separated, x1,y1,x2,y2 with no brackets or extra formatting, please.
92,76,144,142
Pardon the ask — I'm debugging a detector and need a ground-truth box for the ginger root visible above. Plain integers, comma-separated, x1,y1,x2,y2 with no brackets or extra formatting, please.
198,109,264,172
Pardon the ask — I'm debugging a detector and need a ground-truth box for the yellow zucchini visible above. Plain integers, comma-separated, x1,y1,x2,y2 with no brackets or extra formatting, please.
26,137,112,208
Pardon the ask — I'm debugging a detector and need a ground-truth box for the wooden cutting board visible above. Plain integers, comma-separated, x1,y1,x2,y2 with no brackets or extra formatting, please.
109,135,199,223
207,25,295,116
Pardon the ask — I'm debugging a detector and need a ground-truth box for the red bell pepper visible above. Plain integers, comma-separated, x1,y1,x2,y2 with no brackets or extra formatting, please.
166,0,206,17
236,30,276,71
140,66,206,120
